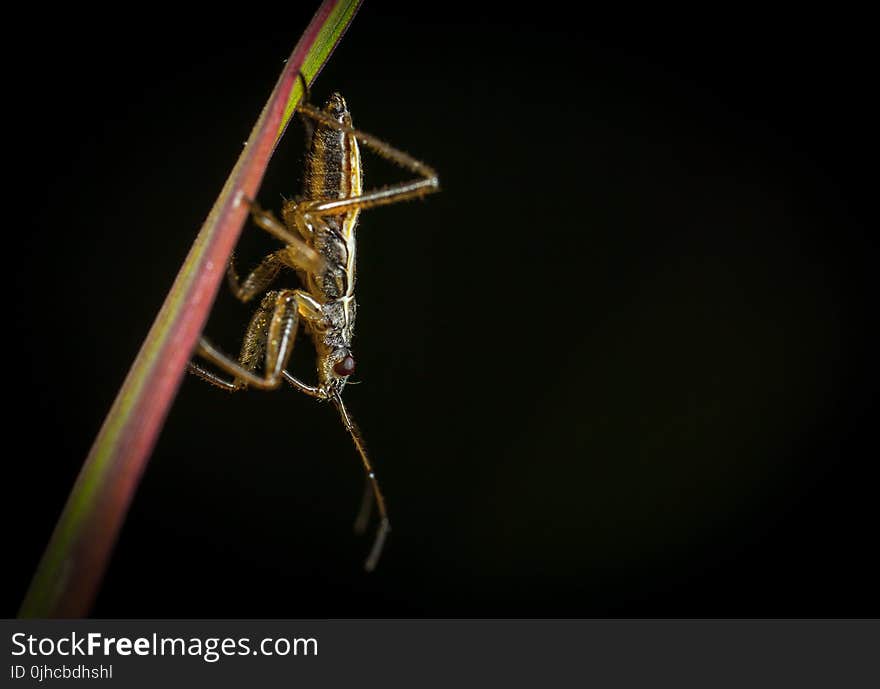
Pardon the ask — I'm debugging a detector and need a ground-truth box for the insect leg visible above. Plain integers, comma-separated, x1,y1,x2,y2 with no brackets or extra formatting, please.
333,394,391,572
246,201,324,273
187,360,239,392
281,371,324,398
188,289,306,391
226,252,284,303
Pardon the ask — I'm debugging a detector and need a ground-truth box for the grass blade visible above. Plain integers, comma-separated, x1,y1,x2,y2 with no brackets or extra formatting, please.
19,0,363,618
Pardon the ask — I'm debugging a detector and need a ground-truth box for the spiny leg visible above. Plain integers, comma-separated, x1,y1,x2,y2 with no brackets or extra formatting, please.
333,394,391,572
246,201,325,274
281,370,324,398
226,241,324,305
187,360,239,391
188,289,304,391
226,251,284,304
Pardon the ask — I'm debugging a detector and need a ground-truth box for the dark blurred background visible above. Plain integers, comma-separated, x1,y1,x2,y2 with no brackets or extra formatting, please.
5,4,876,617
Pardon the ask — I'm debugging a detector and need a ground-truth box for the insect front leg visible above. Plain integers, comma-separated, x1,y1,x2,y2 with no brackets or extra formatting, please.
188,289,320,391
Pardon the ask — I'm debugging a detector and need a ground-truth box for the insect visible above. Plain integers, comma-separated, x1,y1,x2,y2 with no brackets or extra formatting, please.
187,77,438,571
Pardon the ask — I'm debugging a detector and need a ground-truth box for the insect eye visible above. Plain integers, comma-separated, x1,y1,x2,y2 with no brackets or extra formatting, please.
333,355,356,377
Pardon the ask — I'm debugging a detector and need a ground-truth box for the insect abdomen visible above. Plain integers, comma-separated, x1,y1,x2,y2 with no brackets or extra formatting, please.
303,93,361,204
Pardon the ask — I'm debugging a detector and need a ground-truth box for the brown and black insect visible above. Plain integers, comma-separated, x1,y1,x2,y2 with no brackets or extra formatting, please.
187,80,439,570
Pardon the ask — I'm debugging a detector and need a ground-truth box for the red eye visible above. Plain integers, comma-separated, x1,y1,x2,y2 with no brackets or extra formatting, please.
333,355,356,376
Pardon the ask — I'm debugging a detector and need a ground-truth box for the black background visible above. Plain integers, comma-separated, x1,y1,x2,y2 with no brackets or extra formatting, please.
5,4,876,617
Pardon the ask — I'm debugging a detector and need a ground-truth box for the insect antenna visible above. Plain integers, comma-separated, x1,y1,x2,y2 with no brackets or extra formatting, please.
353,480,374,535
332,394,390,572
